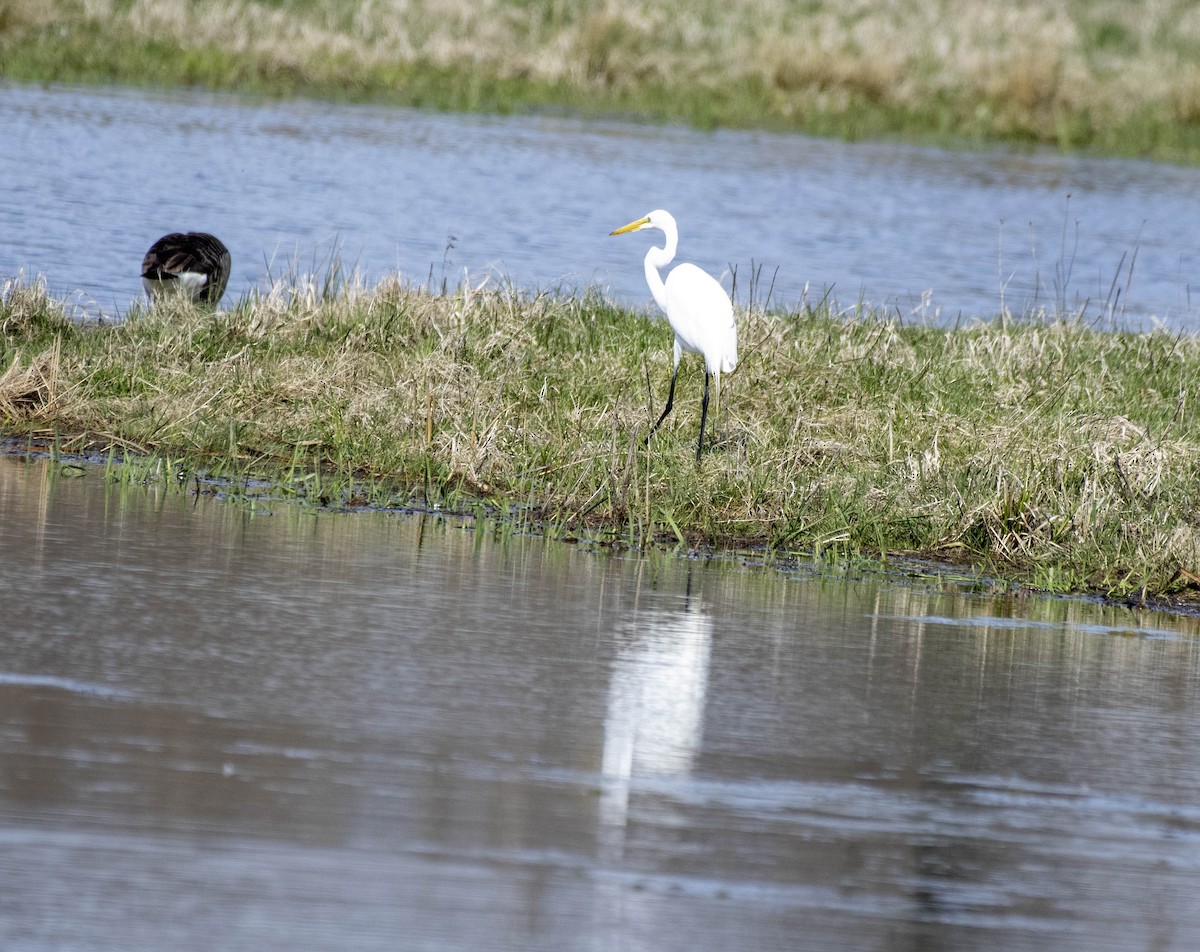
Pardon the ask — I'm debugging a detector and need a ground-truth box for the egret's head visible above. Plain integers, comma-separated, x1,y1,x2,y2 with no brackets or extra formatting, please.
610,209,674,237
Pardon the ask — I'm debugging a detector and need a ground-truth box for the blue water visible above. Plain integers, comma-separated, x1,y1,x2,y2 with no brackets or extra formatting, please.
3,81,1199,327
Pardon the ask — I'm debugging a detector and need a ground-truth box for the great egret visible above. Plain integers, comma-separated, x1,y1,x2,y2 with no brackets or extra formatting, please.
141,232,231,306
610,209,737,461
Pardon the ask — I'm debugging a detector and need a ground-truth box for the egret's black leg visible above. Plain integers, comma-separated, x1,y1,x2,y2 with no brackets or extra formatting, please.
647,363,680,443
696,371,711,462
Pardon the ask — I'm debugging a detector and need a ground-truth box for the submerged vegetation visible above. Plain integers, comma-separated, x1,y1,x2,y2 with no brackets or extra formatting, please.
6,0,1200,161
4,273,1200,604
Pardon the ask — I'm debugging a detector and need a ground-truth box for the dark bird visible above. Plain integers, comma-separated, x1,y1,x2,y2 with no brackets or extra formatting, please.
141,232,231,306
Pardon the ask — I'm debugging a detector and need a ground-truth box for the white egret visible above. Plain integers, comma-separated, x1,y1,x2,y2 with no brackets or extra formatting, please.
141,232,231,306
610,209,737,461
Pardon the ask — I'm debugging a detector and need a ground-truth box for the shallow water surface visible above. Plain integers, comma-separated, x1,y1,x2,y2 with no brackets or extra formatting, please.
3,82,1200,326
2,455,1200,950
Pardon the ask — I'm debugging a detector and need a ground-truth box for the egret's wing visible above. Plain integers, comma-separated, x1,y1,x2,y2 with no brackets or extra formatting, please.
664,263,736,374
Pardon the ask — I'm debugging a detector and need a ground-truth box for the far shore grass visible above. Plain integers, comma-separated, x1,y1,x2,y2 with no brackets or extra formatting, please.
5,274,1200,607
7,0,1200,162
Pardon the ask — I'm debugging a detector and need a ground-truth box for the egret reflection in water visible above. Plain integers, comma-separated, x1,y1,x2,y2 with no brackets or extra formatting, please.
599,574,713,858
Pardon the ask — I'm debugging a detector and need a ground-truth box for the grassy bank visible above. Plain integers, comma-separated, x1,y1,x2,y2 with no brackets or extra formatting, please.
4,274,1200,604
6,0,1200,161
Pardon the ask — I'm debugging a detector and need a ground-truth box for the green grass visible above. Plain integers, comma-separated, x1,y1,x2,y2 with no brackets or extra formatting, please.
8,0,1200,161
5,273,1200,605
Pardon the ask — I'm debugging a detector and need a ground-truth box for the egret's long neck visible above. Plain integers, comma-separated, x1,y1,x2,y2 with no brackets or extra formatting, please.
643,230,676,315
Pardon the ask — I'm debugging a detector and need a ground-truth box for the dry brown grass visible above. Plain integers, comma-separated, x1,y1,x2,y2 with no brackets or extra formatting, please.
0,348,57,419
0,279,63,420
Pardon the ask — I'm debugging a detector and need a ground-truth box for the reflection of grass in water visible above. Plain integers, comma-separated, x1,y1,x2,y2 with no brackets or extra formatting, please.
5,272,1200,603
6,0,1200,159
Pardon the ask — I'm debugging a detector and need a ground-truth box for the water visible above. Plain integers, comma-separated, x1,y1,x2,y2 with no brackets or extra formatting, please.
3,82,1200,327
2,453,1200,950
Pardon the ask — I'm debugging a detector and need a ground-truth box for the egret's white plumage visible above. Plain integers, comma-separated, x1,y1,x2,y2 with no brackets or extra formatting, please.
141,232,231,306
610,209,737,460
